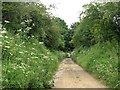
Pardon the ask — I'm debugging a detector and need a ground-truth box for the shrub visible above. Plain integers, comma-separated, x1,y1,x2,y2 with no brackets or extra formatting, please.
2,30,63,89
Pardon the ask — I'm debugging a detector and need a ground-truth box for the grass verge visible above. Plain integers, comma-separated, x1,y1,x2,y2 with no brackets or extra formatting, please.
71,40,119,88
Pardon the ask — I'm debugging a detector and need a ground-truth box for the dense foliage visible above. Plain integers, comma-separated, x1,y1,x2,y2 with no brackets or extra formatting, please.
72,2,120,47
71,2,119,88
2,30,64,88
2,2,68,50
53,17,75,51
72,40,119,88
2,2,65,89
1,1,120,89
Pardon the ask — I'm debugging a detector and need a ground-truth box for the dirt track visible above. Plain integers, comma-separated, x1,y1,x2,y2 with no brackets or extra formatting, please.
53,58,107,88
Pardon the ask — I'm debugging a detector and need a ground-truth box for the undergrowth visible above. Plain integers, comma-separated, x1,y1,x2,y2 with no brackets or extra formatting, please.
2,30,64,89
71,40,119,88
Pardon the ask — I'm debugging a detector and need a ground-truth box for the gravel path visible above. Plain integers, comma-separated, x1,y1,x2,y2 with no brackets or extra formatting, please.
53,58,107,88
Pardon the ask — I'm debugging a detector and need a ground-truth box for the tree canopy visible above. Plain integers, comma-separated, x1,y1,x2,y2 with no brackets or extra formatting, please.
72,2,120,48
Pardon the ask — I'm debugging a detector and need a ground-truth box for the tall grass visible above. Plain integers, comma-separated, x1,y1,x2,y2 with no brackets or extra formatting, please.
2,30,64,89
72,40,119,88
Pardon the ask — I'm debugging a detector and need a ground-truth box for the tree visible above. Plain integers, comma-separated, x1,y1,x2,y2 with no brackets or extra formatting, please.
2,2,66,50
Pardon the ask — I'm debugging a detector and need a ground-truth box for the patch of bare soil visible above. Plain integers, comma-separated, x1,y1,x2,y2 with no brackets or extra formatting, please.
53,58,107,88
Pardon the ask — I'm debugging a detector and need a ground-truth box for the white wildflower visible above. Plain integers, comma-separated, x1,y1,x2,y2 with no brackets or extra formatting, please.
28,36,30,39
7,70,10,73
43,56,48,59
19,51,24,54
40,54,44,56
47,52,49,54
32,35,34,38
19,65,23,69
33,43,36,45
15,44,18,46
10,52,13,56
5,41,10,44
4,20,10,23
39,42,43,45
33,23,35,26
5,36,8,39
32,48,35,50
1,31,7,34
22,42,25,44
25,19,29,23
51,59,54,61
2,28,6,30
13,66,16,70
42,69,45,72
34,57,39,59
26,27,32,30
21,22,25,25
25,51,28,53
29,19,32,22
18,29,22,32
31,52,34,55
0,34,3,38
5,46,10,49
16,58,21,60
5,79,8,82
25,74,28,77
